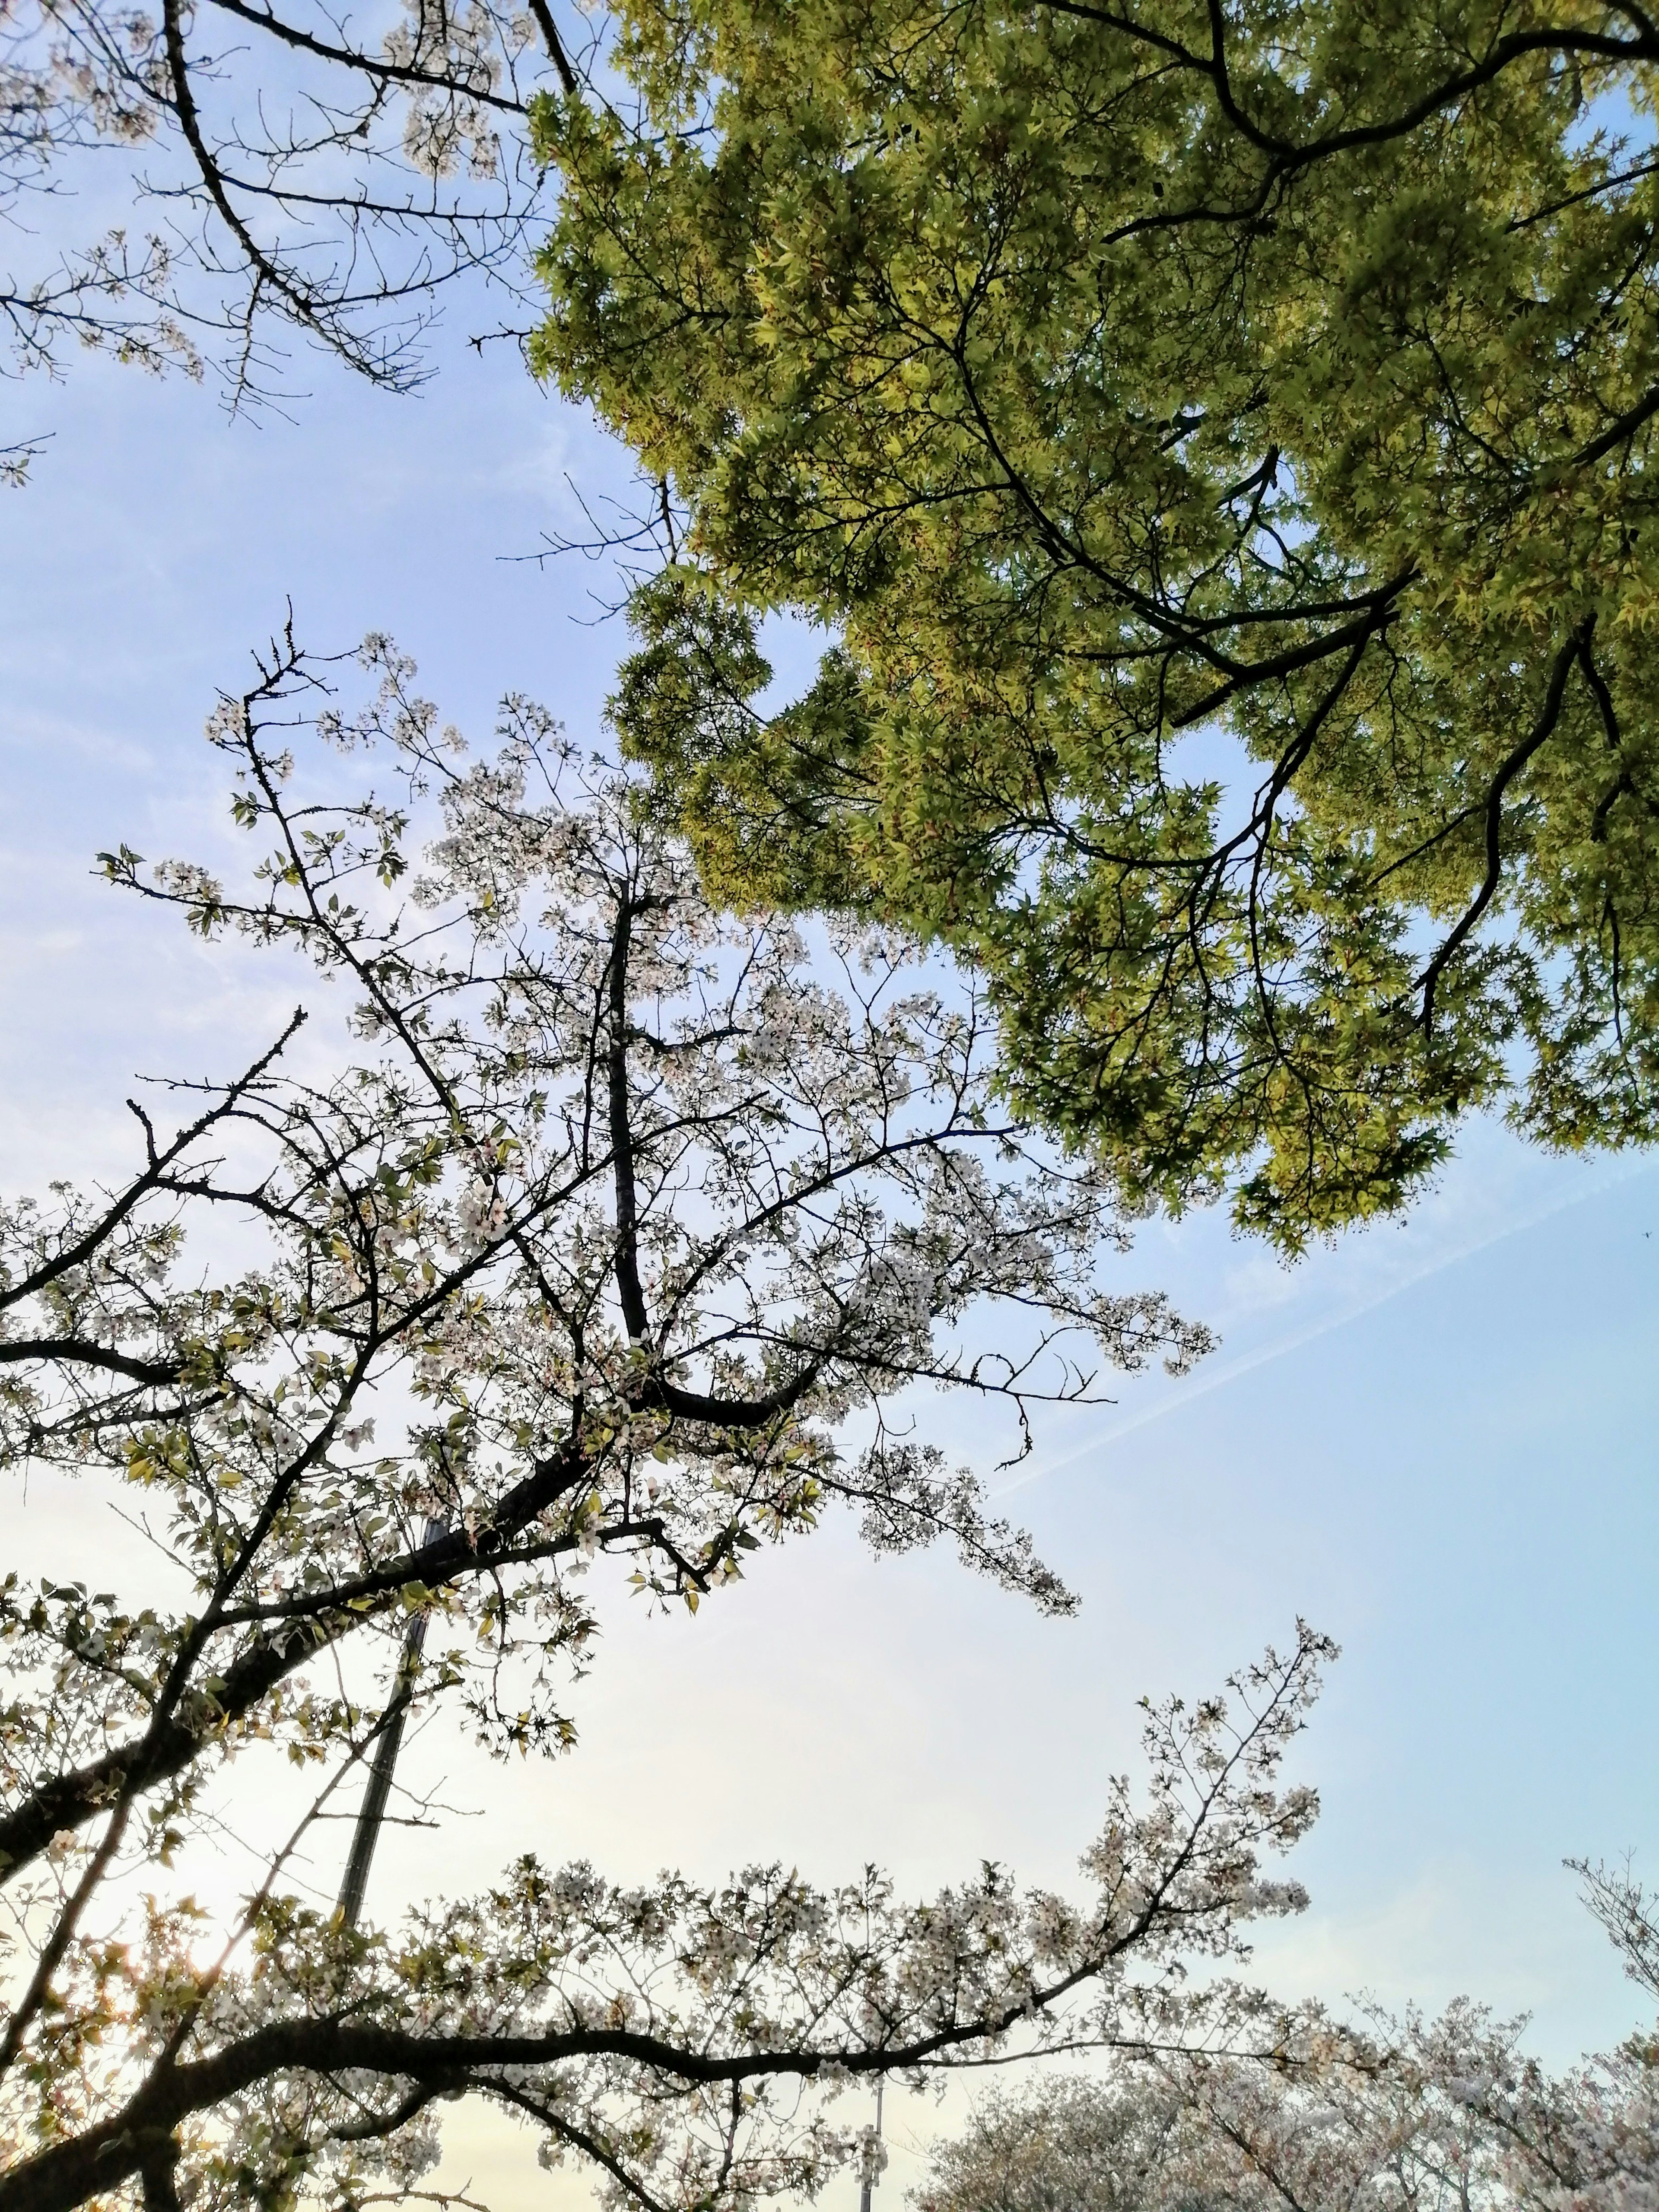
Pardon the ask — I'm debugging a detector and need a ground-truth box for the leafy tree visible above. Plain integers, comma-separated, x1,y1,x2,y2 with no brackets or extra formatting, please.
0,627,1339,2212
530,0,1659,1244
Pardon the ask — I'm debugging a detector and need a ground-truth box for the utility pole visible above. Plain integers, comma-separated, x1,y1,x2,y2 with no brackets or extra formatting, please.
337,1514,447,1928
858,2081,887,2212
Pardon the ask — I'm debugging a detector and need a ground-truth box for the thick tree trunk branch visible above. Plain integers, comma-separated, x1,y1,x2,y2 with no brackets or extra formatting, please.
0,1444,587,1883
0,1977,1123,2212
0,1340,184,1385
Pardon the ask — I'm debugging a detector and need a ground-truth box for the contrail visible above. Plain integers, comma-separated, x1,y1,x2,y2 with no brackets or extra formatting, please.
992,1155,1659,1500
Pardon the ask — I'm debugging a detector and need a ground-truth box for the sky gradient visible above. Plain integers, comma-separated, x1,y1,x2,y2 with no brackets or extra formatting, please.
3,309,1658,2210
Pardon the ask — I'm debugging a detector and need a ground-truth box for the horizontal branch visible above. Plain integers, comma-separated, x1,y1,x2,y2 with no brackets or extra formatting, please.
0,1968,1119,2212
0,1339,183,1387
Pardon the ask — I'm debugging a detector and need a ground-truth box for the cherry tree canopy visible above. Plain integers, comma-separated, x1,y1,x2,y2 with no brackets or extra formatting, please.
918,1866,1659,2212
0,0,584,435
0,631,1334,2212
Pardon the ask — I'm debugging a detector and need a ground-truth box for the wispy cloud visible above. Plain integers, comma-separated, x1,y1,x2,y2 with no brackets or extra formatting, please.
995,1153,1659,1498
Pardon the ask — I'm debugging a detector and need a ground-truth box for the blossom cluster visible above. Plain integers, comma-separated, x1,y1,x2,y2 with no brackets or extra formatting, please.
0,632,1227,2212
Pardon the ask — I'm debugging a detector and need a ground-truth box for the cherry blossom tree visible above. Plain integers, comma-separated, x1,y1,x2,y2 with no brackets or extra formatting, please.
0,626,1339,2212
0,0,584,427
918,1866,1659,2212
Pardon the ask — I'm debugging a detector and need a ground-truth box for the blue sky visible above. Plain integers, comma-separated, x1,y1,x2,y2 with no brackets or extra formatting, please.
4,302,1659,2207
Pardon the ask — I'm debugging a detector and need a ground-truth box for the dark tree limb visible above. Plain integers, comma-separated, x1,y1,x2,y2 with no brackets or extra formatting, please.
1416,626,1586,1034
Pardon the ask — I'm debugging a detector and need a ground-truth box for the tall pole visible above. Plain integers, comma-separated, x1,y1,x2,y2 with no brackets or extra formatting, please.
858,2080,886,2212
337,1514,447,1928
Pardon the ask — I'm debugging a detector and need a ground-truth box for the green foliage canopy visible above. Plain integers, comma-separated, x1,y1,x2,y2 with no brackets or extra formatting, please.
531,0,1659,1244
